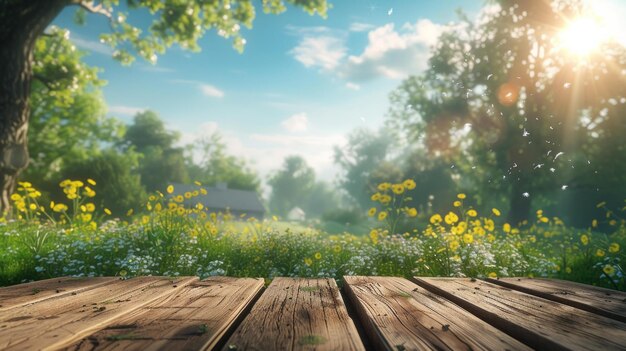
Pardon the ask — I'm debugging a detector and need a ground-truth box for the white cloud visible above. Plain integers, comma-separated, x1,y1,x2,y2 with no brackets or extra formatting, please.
349,22,375,32
171,80,224,98
281,112,308,132
71,34,112,55
345,82,361,90
108,105,145,116
290,34,347,71
199,84,225,98
339,19,446,82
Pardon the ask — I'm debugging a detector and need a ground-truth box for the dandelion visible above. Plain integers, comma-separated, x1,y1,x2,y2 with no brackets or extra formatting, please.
430,214,442,225
200,188,207,195
591,219,598,228
488,272,497,278
194,181,202,186
371,193,381,201
167,185,174,194
603,264,615,276
85,203,95,212
580,234,589,246
444,212,459,225
596,248,605,257
539,217,549,223
314,252,322,260
380,195,392,204
492,208,501,216
406,208,417,217
457,193,466,199
304,258,313,266
453,200,461,207
333,245,342,253
29,204,37,211
52,203,68,212
87,178,96,186
368,207,377,217
378,211,388,221
467,209,477,217
609,242,620,253
184,192,192,199
104,208,112,215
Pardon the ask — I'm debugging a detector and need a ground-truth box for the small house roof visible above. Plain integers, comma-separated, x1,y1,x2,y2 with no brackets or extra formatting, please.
170,183,265,213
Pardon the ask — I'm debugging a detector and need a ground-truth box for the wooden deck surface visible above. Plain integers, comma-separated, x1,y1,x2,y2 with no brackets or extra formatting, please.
0,276,624,350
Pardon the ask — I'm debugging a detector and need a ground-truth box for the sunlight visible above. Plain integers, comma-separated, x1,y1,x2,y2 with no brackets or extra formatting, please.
558,16,608,57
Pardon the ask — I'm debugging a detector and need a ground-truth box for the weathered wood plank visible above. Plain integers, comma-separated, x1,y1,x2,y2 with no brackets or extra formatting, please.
486,277,626,323
65,277,264,351
344,276,531,351
223,277,365,351
413,277,626,351
0,276,197,351
0,277,117,311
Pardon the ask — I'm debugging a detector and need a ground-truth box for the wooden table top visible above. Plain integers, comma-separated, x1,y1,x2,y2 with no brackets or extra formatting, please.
0,276,625,350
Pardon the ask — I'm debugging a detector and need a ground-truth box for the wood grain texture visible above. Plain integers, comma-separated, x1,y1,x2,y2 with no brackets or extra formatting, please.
223,277,365,351
413,277,626,351
0,276,197,351
65,277,264,351
486,277,626,323
343,276,531,351
0,277,117,312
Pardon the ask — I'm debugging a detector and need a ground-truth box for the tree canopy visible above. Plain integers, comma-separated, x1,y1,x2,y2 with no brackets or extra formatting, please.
387,0,626,223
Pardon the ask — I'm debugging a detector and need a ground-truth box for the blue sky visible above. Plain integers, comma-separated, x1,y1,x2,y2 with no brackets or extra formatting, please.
53,1,487,184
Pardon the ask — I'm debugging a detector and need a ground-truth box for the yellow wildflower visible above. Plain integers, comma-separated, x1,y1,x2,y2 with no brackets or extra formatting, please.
449,240,460,251
453,200,461,207
463,233,474,244
503,223,511,233
596,248,605,257
609,242,620,253
457,193,466,199
580,234,589,246
104,208,112,215
380,195,392,204
184,191,192,199
85,203,95,212
370,229,379,244
167,185,174,194
378,211,388,221
539,216,549,223
368,207,377,217
377,182,391,191
492,208,501,217
371,193,381,201
467,209,477,217
87,178,96,186
29,203,37,211
430,214,442,225
403,179,416,190
392,184,404,195
444,211,459,225
406,207,418,217
200,188,208,195
488,272,497,278
592,219,598,228
304,258,313,266
603,265,615,276
194,181,202,186
52,203,68,212
314,252,322,260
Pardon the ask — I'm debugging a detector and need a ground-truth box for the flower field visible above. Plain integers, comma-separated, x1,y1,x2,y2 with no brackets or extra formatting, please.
1,179,624,291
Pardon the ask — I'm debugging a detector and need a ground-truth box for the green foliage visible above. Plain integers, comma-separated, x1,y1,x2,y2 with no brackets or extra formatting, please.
61,149,146,216
77,0,329,65
387,1,626,223
25,26,124,183
123,110,189,191
268,156,315,216
334,128,397,209
186,132,260,191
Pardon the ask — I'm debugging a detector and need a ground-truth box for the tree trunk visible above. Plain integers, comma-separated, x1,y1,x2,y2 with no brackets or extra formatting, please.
0,0,68,215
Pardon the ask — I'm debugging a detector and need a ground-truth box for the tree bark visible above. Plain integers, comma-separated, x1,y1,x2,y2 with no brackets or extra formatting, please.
0,0,68,215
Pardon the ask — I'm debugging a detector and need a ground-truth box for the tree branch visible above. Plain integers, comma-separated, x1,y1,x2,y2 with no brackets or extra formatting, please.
75,1,111,19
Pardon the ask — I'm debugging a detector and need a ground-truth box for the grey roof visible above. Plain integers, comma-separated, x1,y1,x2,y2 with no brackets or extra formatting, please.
170,183,265,213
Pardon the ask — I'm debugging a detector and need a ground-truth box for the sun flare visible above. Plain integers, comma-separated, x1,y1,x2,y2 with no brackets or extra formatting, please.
558,17,609,56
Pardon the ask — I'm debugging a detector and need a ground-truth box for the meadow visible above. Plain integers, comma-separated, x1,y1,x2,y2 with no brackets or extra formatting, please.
1,179,624,291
